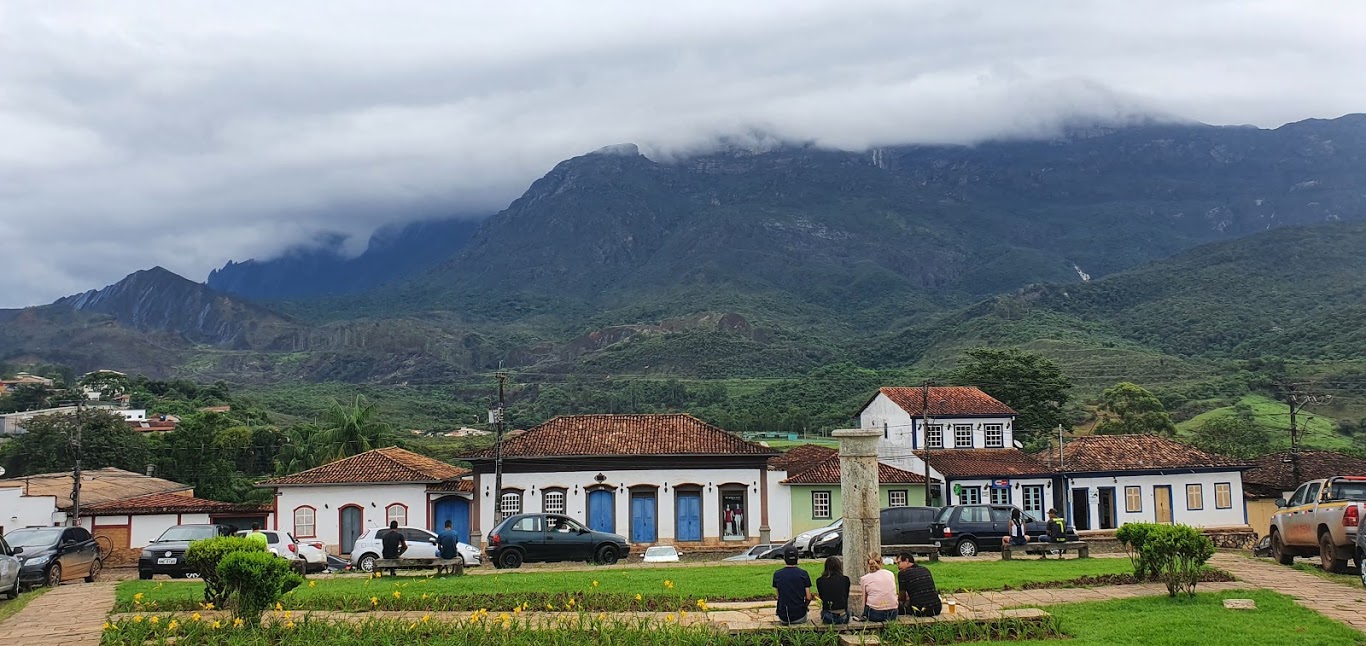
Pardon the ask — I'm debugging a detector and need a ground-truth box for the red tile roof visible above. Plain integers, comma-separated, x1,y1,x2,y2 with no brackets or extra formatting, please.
426,479,476,493
782,455,932,484
1045,434,1248,472
82,492,269,516
870,386,1017,417
467,414,777,459
1243,451,1366,496
916,449,1051,478
768,444,838,472
259,446,468,486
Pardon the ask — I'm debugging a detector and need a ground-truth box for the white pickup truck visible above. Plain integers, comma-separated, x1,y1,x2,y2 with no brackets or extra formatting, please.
1269,476,1366,573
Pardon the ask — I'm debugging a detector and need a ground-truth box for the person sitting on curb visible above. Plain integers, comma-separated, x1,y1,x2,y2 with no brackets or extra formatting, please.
859,557,898,623
815,556,850,625
772,546,814,625
895,553,942,617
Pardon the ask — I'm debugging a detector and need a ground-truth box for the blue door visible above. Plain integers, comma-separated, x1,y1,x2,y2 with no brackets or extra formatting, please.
676,493,701,541
588,490,614,533
432,497,470,544
630,494,656,543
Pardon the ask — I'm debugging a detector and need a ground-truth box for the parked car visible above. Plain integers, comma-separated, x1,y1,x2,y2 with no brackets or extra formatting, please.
1357,511,1365,588
930,505,1077,557
642,546,682,563
138,524,234,579
1269,476,1366,573
0,534,21,599
811,507,941,558
349,526,482,573
486,513,630,569
790,520,842,557
6,526,102,588
723,543,784,561
296,540,328,573
233,530,306,573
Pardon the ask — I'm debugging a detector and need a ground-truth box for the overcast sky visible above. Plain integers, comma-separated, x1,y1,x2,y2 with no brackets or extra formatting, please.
2,0,1365,308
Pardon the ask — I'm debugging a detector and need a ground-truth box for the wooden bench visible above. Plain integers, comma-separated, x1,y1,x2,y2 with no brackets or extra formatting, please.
373,558,465,576
880,544,941,563
1001,541,1088,560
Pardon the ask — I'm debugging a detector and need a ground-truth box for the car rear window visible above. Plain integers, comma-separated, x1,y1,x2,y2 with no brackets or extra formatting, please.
935,508,954,524
1328,481,1366,501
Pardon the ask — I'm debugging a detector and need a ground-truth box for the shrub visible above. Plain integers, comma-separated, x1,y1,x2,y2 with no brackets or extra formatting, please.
1143,524,1216,597
185,536,266,606
1115,522,1161,579
218,550,303,624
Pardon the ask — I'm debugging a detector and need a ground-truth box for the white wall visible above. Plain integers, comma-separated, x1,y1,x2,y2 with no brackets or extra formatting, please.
860,393,1016,472
273,484,429,550
130,514,210,546
118,410,147,422
946,477,1055,515
1068,472,1246,528
474,467,776,545
0,487,61,531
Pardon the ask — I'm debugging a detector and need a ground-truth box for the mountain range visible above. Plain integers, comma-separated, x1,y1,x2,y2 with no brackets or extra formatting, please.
3,115,1366,388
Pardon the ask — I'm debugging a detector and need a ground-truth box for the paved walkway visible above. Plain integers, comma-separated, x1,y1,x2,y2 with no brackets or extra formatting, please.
1210,553,1366,633
0,582,116,645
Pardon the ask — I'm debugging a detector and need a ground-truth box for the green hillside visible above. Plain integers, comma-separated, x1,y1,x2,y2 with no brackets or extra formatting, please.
1175,394,1349,451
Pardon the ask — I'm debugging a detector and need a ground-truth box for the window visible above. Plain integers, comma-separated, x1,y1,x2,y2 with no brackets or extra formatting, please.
927,425,943,449
1125,486,1142,513
1304,482,1322,505
954,424,973,449
1022,485,1045,515
888,490,908,507
989,487,1011,505
1186,484,1203,510
1214,483,1232,509
385,504,407,527
510,516,541,532
984,424,1004,448
959,505,988,522
547,516,584,533
500,491,523,517
812,491,832,519
543,490,566,515
293,506,316,538
960,487,981,505
1287,483,1310,507
883,421,889,439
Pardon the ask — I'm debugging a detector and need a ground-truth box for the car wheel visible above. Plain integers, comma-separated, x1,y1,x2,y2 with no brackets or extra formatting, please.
956,539,979,557
1271,531,1294,565
595,545,619,565
2,575,18,600
1319,533,1348,574
498,550,524,569
138,570,152,580
85,559,102,583
357,554,378,573
47,563,62,588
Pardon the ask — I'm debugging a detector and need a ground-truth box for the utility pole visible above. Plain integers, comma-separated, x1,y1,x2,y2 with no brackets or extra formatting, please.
71,395,83,526
922,380,933,506
1279,382,1331,485
1057,424,1065,471
492,371,507,523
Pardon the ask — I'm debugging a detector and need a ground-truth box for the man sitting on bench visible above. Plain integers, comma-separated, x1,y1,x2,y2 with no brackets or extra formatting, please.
381,521,408,576
1035,508,1067,559
436,520,460,575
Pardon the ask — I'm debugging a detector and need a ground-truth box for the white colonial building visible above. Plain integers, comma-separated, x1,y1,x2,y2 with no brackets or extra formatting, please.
463,414,786,548
258,447,473,554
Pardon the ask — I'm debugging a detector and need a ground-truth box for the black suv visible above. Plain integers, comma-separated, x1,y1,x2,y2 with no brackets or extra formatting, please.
139,524,234,579
810,507,940,558
486,513,630,569
8,526,103,588
930,505,1078,557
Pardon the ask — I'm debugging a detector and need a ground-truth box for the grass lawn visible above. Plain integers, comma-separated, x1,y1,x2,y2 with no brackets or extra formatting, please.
0,587,50,626
115,558,1136,612
1291,563,1366,590
987,589,1362,646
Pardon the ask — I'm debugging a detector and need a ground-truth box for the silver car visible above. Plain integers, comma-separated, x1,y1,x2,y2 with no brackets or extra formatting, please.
0,534,20,599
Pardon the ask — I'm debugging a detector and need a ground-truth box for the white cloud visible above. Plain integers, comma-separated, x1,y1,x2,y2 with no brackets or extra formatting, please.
1,0,1364,306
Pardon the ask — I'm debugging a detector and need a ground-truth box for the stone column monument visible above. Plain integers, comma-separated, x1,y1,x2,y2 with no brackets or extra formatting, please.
833,428,882,617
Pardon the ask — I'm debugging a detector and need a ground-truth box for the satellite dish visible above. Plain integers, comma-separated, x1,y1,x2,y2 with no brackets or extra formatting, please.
1012,440,1023,449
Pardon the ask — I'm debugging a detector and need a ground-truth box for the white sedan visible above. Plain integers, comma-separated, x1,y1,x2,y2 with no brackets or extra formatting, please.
641,546,682,563
349,526,481,573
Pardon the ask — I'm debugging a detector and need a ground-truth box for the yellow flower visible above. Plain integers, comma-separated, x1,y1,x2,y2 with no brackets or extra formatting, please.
374,572,381,578
513,606,522,614
592,580,599,587
308,580,316,587
666,614,675,622
202,602,215,611
567,597,576,607
284,611,292,620
499,613,510,622
663,580,674,589
285,621,296,630
392,590,402,599
597,613,606,621
634,594,642,601
233,618,244,628
479,608,488,617
211,620,222,629
150,616,160,625
681,610,688,618
167,620,179,631
422,593,429,600
102,622,112,631
370,596,379,606
422,614,431,623
191,613,202,622
134,592,144,601
275,602,283,611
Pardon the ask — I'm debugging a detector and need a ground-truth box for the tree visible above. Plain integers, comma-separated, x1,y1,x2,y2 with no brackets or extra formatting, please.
1094,382,1177,436
79,371,130,401
1,410,150,477
954,347,1072,445
0,384,54,413
1190,406,1273,458
316,396,392,461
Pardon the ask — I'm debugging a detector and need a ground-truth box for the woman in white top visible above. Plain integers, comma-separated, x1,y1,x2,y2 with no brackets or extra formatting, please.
859,557,899,623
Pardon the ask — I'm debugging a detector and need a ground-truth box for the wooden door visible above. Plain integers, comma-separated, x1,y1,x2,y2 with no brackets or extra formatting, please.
1153,486,1174,524
339,506,363,554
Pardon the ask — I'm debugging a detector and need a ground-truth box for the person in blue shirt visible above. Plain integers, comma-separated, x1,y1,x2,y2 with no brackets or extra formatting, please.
436,520,461,575
772,546,813,625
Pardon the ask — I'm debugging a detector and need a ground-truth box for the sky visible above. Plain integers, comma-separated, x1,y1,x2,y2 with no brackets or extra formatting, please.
2,0,1365,308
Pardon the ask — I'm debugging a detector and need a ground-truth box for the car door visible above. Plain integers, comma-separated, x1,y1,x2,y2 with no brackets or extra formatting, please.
402,528,438,559
1288,483,1321,546
544,515,593,561
0,536,17,591
903,508,936,544
57,528,84,581
507,515,545,560
988,507,1014,544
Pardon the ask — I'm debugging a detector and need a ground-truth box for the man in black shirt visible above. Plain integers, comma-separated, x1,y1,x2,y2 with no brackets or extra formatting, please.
771,546,813,625
896,553,941,617
380,520,407,577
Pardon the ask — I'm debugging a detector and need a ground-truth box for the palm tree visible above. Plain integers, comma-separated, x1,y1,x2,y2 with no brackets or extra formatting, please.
316,396,391,461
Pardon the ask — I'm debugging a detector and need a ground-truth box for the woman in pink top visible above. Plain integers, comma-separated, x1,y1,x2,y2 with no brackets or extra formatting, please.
859,557,899,623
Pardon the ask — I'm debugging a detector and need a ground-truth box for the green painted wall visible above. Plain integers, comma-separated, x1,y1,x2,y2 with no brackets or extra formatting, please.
788,484,929,534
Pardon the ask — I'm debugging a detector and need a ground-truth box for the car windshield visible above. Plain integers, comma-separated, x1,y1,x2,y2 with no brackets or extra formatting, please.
1327,481,1366,501
5,528,63,548
155,526,218,542
644,547,675,556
